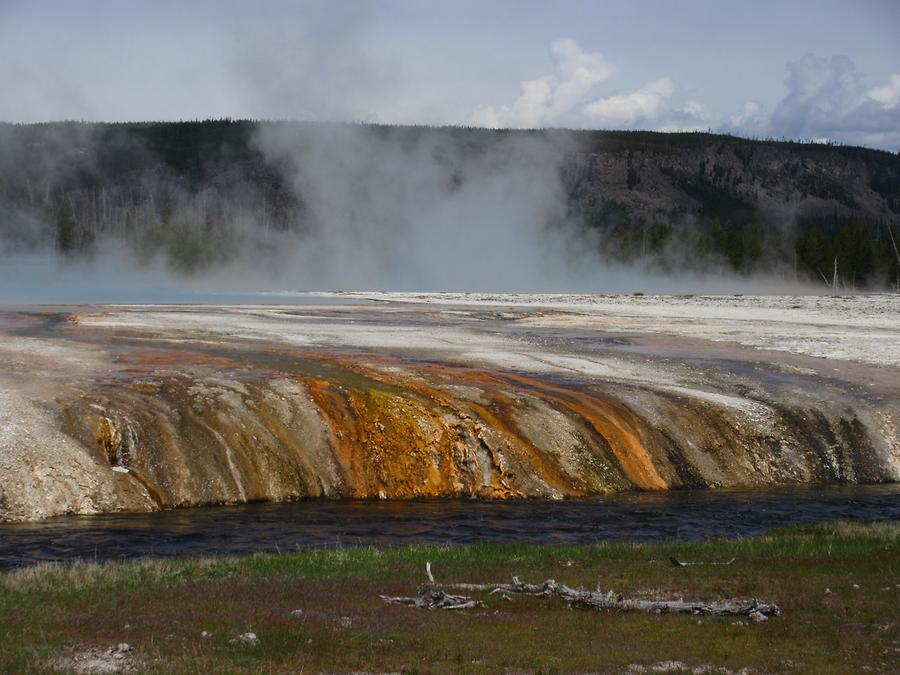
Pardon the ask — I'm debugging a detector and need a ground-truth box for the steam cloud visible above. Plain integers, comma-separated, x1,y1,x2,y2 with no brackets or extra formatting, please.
0,120,817,303
252,124,597,292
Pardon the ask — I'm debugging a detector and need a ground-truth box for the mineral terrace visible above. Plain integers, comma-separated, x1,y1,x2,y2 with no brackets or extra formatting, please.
1,293,898,522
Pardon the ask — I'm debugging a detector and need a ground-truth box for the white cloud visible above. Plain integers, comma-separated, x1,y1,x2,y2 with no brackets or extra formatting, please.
728,101,767,133
475,43,898,150
582,77,674,127
471,38,708,132
727,55,900,149
472,38,616,128
868,74,900,108
681,100,707,118
549,38,617,112
769,55,863,137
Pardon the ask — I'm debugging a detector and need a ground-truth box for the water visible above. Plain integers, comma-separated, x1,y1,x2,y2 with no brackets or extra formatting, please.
0,257,374,305
1,485,897,570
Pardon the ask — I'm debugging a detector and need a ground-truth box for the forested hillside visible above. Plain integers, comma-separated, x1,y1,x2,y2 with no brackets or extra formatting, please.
1,120,898,289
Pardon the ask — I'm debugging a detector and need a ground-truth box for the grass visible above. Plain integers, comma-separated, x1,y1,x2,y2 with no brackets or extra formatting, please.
0,521,897,673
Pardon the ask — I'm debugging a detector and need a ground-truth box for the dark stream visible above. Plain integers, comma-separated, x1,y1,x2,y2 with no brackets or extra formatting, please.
1,485,898,569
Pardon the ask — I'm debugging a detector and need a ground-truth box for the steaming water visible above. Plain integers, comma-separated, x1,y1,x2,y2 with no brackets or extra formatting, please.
0,257,374,304
1,485,897,569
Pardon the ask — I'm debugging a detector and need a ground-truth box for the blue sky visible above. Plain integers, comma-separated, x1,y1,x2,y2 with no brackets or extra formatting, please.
1,0,898,149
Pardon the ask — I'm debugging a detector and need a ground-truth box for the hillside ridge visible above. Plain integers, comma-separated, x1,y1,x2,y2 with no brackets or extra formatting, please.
1,120,898,287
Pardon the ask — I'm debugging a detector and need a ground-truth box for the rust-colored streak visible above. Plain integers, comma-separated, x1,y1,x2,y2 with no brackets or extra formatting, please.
295,351,660,494
96,416,119,464
394,368,583,496
303,377,464,498
82,411,166,506
303,378,363,496
301,366,536,498
502,373,668,490
125,349,242,373
120,467,167,507
290,354,574,496
380,359,668,491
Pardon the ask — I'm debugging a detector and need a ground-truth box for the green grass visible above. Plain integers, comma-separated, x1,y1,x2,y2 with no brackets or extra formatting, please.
1,521,897,673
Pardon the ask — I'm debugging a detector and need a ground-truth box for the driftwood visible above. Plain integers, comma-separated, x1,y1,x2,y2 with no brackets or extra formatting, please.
381,564,780,617
380,588,482,610
669,556,736,567
444,577,779,616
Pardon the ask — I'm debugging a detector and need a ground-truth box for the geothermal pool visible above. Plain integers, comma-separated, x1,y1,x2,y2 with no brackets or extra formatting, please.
1,293,899,523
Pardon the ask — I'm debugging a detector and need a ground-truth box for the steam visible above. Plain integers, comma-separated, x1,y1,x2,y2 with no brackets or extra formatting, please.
0,121,825,303
252,124,600,292
250,123,824,295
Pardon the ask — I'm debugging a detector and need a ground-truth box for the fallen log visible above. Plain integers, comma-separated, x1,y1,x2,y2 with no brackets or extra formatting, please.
669,556,736,567
380,588,482,610
381,564,780,617
443,578,779,616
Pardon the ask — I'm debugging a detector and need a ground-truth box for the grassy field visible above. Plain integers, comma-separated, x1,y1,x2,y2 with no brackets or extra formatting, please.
0,521,897,674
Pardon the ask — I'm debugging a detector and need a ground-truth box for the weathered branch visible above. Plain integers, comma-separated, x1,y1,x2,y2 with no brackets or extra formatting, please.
380,588,482,610
442,578,779,616
669,556,736,567
382,563,780,617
